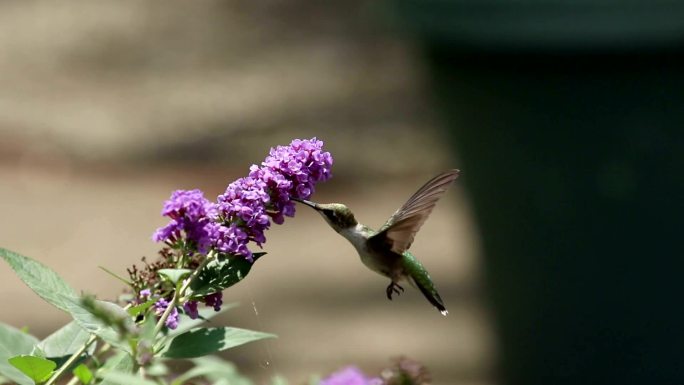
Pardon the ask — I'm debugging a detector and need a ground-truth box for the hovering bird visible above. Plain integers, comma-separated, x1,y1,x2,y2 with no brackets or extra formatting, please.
293,169,460,315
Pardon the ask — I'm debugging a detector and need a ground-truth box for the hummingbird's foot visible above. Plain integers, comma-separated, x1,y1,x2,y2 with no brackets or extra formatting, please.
386,282,405,300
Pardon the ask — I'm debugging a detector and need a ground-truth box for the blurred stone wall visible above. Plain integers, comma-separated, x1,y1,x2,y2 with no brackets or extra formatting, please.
0,1,451,176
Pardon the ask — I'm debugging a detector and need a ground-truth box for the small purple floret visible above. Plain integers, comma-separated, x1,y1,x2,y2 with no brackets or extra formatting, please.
261,137,333,201
320,367,382,385
153,189,217,253
153,298,168,315
153,298,179,330
165,307,179,329
183,300,199,319
204,292,223,312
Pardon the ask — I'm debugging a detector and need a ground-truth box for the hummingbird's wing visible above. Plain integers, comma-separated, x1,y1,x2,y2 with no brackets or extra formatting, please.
369,169,460,254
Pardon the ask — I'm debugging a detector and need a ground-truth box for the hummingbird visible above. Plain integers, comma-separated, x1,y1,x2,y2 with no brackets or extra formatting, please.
293,169,460,315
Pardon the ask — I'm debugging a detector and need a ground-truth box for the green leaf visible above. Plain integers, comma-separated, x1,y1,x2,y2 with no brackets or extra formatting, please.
170,356,251,385
8,355,56,383
166,304,237,338
155,305,237,354
190,253,265,297
98,371,157,385
158,269,193,285
37,321,91,359
126,299,156,318
117,293,135,304
29,345,45,358
0,248,77,312
0,323,39,385
35,321,94,369
162,327,275,359
144,362,168,377
72,364,93,384
136,313,157,343
62,297,132,354
96,352,134,385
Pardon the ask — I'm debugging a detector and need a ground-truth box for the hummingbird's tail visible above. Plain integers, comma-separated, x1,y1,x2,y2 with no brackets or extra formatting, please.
410,276,448,316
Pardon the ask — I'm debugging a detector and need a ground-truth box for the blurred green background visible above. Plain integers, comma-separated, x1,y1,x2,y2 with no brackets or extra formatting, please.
3,1,684,385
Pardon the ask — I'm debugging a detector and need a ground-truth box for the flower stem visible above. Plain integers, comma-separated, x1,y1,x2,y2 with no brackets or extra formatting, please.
152,289,179,336
152,251,215,336
44,334,97,385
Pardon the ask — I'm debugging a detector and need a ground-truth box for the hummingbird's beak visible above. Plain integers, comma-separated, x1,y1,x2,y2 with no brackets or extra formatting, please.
291,197,319,210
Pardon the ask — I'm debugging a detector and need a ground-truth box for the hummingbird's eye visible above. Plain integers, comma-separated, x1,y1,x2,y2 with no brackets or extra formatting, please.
324,210,337,220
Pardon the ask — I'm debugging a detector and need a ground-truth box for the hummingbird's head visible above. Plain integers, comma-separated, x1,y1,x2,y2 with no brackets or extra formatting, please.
293,198,357,232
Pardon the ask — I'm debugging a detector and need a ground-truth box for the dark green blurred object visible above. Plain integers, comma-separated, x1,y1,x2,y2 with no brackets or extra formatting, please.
394,1,684,52
393,1,684,384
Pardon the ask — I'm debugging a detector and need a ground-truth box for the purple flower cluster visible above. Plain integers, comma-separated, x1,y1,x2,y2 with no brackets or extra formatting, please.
320,367,382,385
215,138,332,260
149,295,223,330
153,138,332,261
215,175,270,258
153,298,179,330
259,137,333,223
152,189,217,253
151,295,224,330
141,277,223,329
149,138,332,330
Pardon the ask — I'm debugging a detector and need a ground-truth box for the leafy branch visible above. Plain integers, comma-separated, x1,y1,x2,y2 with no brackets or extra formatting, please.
0,247,273,385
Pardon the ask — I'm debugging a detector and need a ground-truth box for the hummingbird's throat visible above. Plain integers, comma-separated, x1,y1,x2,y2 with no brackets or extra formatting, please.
338,223,371,250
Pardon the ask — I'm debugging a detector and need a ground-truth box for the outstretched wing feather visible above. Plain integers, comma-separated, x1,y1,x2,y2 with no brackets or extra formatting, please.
370,169,460,254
